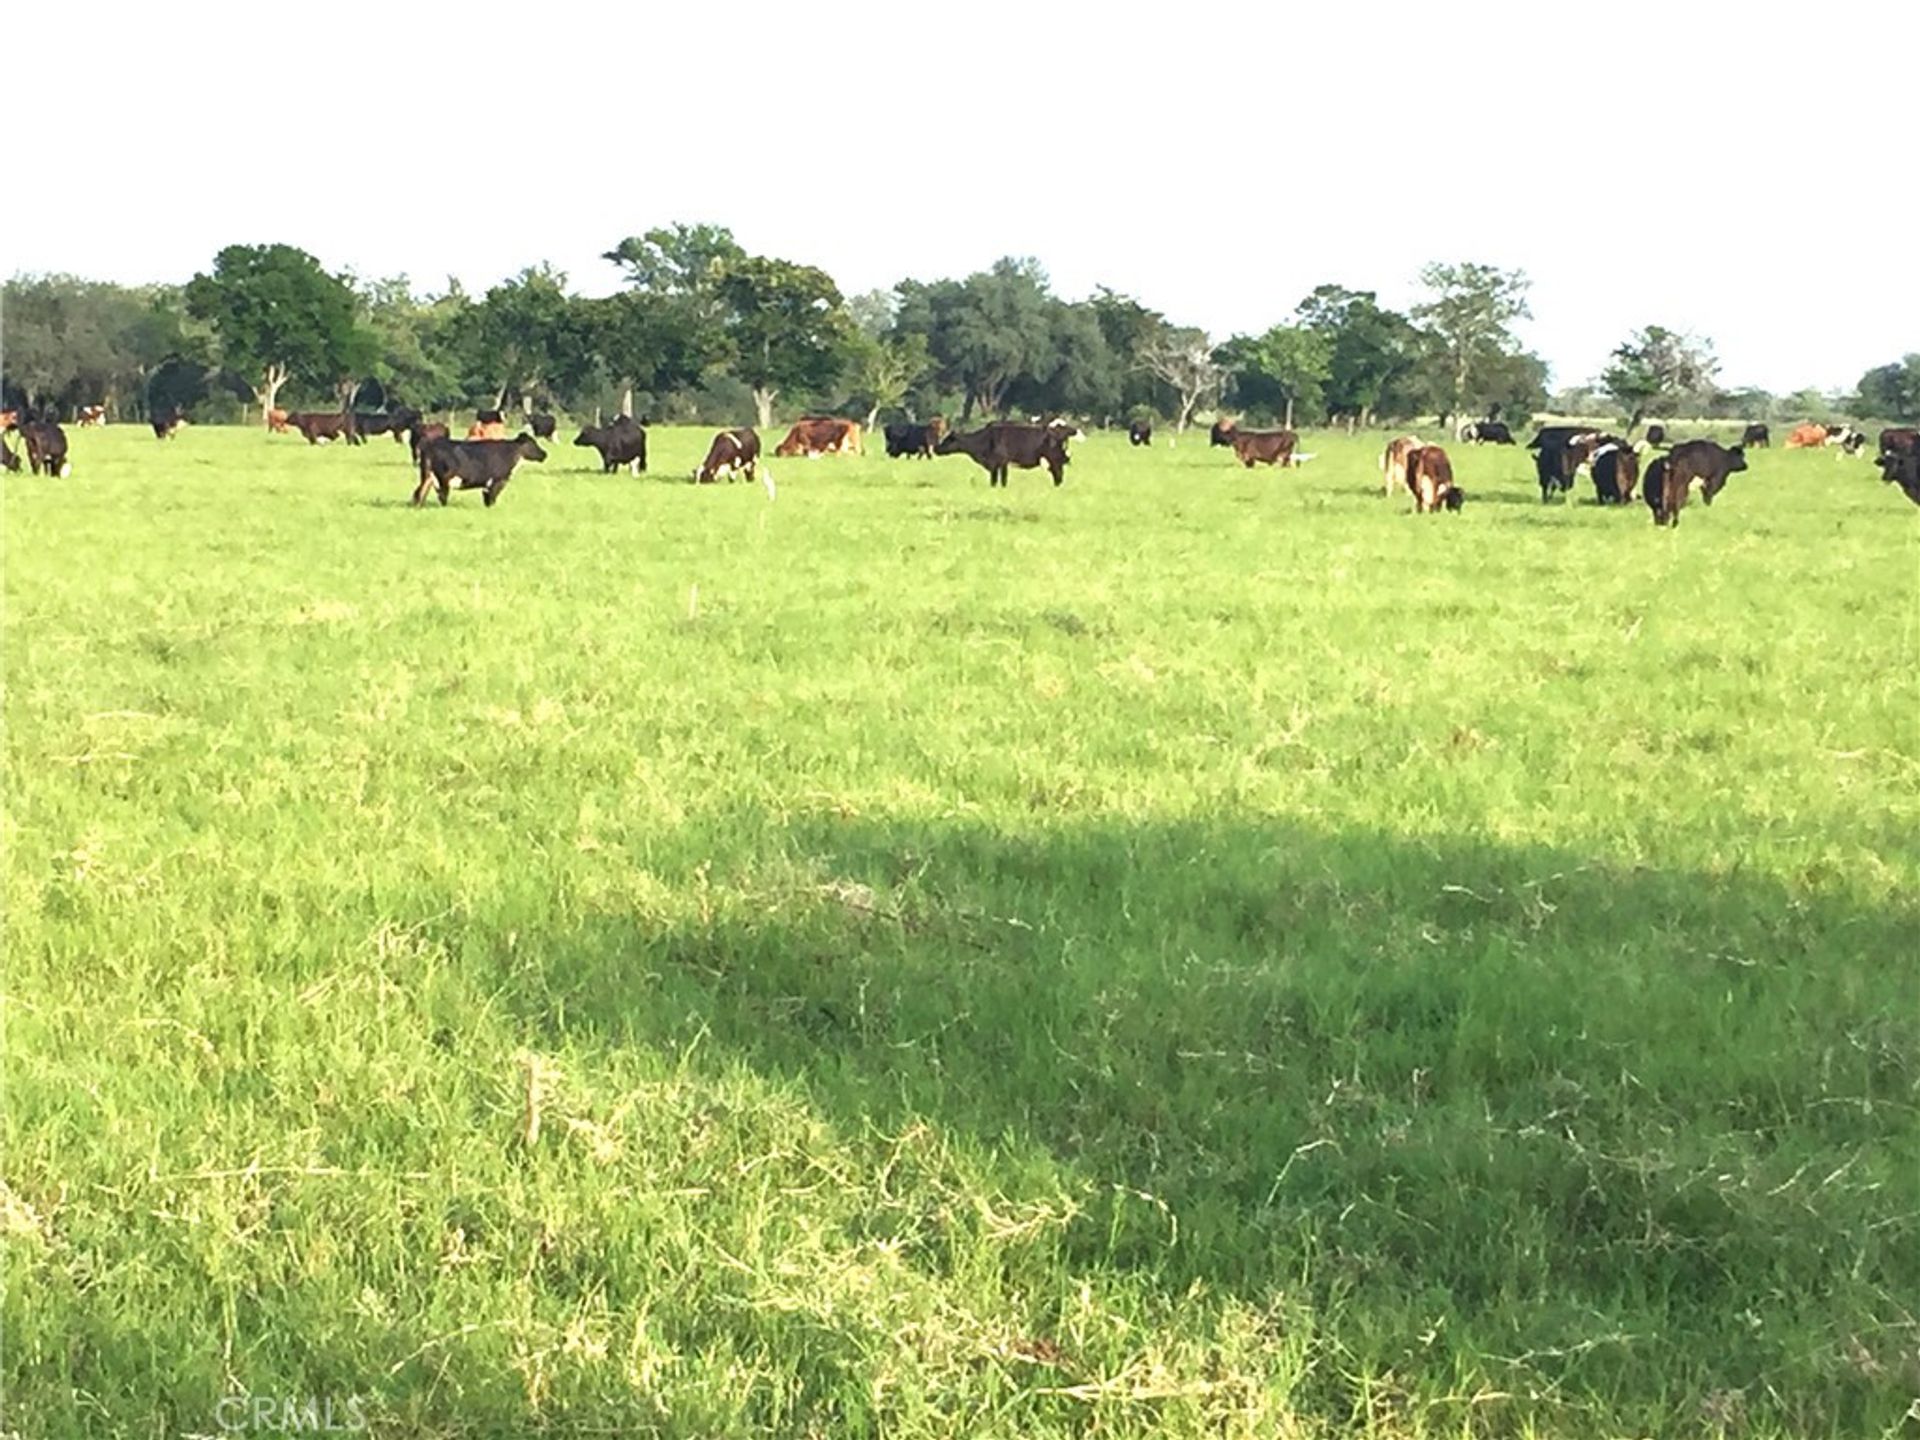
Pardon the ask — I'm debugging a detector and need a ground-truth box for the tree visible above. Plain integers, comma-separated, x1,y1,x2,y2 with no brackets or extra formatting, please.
1600,325,1719,428
1854,355,1920,422
842,329,931,433
1088,288,1176,421
0,276,201,419
354,275,470,412
1136,326,1220,432
454,265,591,412
1412,262,1532,423
1294,284,1423,425
902,259,1057,420
184,244,371,419
716,255,849,427
1216,325,1331,428
599,223,744,415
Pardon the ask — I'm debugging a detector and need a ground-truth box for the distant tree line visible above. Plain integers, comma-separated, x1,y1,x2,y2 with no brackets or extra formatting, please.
5,230,1913,430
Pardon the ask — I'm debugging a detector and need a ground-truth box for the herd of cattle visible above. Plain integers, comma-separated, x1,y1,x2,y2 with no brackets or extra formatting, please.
5,403,1917,517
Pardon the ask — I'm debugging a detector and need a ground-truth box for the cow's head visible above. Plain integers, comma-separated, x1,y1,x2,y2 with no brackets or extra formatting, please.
1725,445,1748,474
515,435,548,462
1441,486,1466,511
572,428,601,448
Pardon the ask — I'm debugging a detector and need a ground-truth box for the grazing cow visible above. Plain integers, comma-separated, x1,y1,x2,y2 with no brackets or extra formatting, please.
1647,439,1747,526
1382,435,1423,497
1644,423,1667,447
934,422,1071,487
573,415,649,475
1877,446,1920,506
287,411,356,445
775,416,862,457
76,404,107,427
407,421,450,461
267,408,291,433
1826,424,1869,455
695,427,761,484
1128,419,1153,446
1404,444,1465,512
1589,440,1640,505
413,433,546,507
527,412,557,440
1227,427,1299,468
1457,420,1515,444
467,420,508,440
883,420,944,458
151,407,185,439
1785,422,1829,448
1741,422,1770,448
1528,426,1605,502
20,421,71,476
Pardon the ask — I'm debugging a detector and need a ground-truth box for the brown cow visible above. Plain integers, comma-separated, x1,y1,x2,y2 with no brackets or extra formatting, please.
287,412,356,445
267,408,291,433
695,427,761,484
407,421,450,461
76,404,107,427
1785,423,1829,448
1646,440,1747,527
1382,435,1422,496
467,420,508,440
1404,444,1464,512
774,416,861,457
1227,427,1298,468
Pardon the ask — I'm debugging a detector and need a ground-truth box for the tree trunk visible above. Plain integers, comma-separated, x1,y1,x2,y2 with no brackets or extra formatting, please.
865,404,880,434
620,387,632,419
256,365,287,425
493,384,510,413
753,388,776,429
1284,395,1295,429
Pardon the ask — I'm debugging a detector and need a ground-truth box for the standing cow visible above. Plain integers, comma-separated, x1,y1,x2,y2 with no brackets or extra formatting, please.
1646,440,1746,526
935,422,1071,487
573,416,649,474
1589,441,1640,505
413,433,547,507
1128,419,1153,446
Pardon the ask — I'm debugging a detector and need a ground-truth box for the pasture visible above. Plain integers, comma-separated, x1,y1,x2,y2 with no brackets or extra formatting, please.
5,424,1916,1438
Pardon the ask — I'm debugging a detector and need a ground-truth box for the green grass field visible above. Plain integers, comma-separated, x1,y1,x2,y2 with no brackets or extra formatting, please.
6,422,1916,1438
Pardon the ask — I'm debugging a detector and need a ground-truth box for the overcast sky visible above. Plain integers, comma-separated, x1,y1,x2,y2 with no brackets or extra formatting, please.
15,0,1913,394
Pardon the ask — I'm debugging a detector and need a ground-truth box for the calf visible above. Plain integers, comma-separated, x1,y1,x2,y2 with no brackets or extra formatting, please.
934,422,1070,486
407,421,450,461
1457,420,1515,444
151,407,185,439
1128,419,1153,446
1404,444,1464,512
1227,427,1298,468
883,420,944,458
1589,440,1640,505
1827,424,1869,455
76,404,107,427
1741,422,1770,448
1382,434,1423,497
1647,439,1746,526
573,416,649,475
695,427,761,484
528,412,557,440
287,411,356,445
266,408,291,433
20,421,71,476
413,433,547,507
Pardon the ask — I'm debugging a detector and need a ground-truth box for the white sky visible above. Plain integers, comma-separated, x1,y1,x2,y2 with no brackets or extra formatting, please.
14,0,1914,394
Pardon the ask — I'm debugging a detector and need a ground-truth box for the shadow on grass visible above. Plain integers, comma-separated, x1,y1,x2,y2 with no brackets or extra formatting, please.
501,810,1915,1433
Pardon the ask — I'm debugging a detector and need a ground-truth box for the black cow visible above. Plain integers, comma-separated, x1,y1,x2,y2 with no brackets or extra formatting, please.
151,406,185,439
1877,446,1920,506
883,421,943,458
528,412,557,440
695,427,761,484
19,421,71,476
935,422,1070,487
1645,424,1667,447
413,433,546,507
1528,427,1603,502
1128,419,1153,446
1590,440,1640,505
1741,422,1770,448
384,406,422,443
348,411,404,444
407,420,450,461
1459,420,1515,444
573,416,648,474
1647,439,1746,526
1877,427,1918,464
1209,419,1238,446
